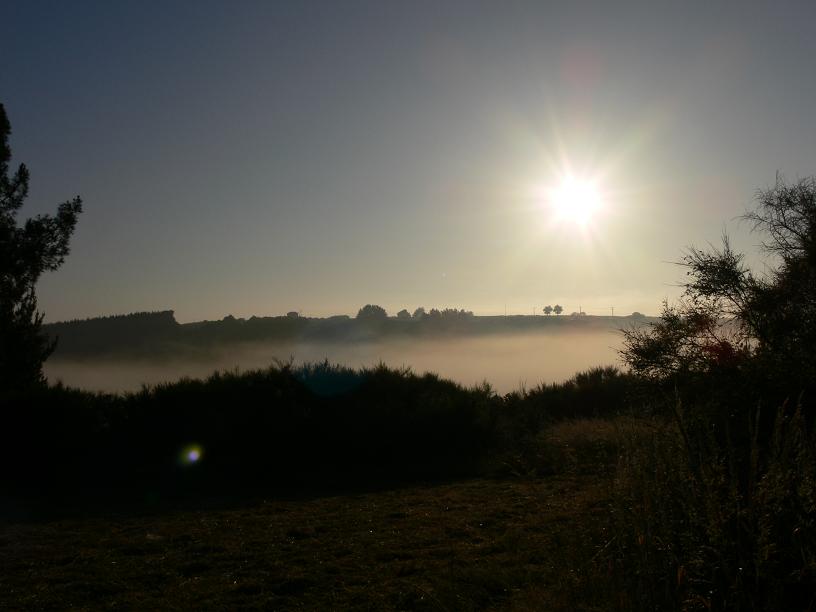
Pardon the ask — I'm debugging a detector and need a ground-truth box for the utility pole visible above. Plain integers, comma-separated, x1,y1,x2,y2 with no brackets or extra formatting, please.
611,306,614,317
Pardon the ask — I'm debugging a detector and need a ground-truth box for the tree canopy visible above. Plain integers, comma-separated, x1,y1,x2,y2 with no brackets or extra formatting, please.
356,304,387,321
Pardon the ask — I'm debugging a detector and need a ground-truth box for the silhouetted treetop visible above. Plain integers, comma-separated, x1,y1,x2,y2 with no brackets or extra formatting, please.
0,103,82,391
356,304,387,321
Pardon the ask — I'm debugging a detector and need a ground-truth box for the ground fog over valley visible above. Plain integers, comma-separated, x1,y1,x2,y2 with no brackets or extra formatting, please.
45,329,624,394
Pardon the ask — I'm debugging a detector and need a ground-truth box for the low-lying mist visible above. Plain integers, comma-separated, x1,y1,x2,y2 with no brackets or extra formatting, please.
45,329,625,395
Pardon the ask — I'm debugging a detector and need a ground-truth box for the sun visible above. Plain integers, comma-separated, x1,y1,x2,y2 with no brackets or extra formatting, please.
548,175,602,226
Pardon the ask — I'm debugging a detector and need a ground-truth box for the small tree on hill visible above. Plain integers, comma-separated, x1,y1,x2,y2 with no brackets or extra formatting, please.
543,305,553,316
553,304,563,315
396,309,411,320
0,104,82,391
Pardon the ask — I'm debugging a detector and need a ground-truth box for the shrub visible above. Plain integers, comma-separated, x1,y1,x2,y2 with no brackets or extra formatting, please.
600,401,816,611
0,362,501,500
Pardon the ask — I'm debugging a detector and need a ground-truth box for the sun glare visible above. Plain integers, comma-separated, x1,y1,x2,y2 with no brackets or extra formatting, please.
549,176,602,226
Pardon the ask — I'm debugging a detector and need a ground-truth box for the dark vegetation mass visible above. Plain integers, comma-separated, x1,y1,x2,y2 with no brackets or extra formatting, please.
607,175,816,611
42,306,635,361
0,362,632,501
3,101,816,610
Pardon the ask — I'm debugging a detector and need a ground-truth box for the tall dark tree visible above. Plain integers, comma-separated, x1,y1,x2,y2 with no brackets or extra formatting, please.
0,104,82,391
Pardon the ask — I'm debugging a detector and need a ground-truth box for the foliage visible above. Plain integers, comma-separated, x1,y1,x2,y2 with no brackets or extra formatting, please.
622,176,816,391
0,103,81,391
608,176,816,610
543,305,553,316
0,362,502,497
496,367,637,477
0,363,639,501
598,402,816,611
355,303,387,320
424,307,474,322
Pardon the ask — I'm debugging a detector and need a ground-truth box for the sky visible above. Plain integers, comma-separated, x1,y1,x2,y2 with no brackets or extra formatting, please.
3,1,816,322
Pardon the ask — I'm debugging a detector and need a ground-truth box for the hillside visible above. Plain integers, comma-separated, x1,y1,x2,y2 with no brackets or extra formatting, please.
43,311,653,361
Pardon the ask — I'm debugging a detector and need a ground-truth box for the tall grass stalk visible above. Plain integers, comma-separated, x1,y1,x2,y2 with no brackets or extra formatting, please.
599,399,816,611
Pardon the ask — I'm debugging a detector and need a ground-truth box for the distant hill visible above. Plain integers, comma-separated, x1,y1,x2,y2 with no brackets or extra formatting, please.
45,311,180,357
43,310,655,361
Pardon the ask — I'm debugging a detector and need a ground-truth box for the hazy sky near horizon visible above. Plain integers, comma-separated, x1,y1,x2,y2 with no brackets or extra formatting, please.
3,1,816,322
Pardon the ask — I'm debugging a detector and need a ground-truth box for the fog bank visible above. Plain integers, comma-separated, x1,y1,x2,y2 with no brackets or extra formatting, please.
45,329,624,395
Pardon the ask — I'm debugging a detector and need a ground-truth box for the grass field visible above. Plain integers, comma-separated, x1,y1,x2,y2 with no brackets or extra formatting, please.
1,475,609,611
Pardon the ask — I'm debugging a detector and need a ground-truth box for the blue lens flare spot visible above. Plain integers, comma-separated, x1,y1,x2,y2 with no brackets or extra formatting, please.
180,444,203,466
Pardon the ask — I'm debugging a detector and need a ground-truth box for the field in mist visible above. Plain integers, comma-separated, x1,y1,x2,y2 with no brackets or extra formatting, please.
44,328,624,394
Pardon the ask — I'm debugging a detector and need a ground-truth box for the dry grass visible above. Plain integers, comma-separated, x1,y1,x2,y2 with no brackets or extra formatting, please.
1,476,609,611
502,416,657,479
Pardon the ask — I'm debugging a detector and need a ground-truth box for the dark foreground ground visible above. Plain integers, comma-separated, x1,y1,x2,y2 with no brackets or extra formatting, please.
1,476,607,611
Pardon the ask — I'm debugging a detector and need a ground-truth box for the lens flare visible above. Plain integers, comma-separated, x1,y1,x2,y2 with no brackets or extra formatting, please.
179,444,203,466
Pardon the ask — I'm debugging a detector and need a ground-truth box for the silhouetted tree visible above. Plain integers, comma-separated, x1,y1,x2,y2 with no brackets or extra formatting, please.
356,304,387,321
0,104,82,392
553,304,563,315
396,309,411,320
412,307,426,319
438,308,473,319
622,175,816,386
286,311,299,318
543,305,553,316
617,178,816,611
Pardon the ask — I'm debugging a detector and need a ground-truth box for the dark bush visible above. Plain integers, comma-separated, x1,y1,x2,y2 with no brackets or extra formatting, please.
0,362,500,501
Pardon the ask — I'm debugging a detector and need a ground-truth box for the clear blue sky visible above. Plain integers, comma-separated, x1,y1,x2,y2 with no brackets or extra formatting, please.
3,1,816,321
